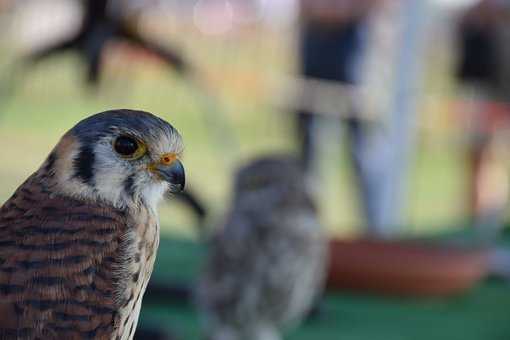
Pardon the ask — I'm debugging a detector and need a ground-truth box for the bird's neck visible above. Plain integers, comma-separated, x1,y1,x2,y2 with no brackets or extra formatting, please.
114,204,160,340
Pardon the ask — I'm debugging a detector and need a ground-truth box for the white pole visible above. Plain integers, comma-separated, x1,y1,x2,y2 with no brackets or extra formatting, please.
358,0,430,236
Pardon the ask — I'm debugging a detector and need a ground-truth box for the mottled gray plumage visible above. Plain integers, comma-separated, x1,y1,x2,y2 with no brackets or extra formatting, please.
198,156,328,340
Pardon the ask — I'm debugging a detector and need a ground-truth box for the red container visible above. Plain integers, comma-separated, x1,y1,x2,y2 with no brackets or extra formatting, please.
327,238,489,297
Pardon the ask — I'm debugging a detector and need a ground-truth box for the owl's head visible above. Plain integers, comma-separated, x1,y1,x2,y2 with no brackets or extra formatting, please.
233,155,315,212
41,109,185,210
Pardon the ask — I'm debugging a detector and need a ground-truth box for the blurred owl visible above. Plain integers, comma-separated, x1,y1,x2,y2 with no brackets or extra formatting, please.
198,155,328,340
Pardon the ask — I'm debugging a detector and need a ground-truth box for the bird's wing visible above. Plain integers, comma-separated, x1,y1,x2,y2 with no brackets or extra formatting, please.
268,211,327,325
200,215,250,298
0,176,128,339
199,211,279,329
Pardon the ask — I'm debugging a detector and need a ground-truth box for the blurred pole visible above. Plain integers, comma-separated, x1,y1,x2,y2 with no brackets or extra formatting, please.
357,0,429,237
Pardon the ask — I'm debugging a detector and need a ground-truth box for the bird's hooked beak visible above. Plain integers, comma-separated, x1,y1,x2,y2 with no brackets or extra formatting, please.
149,153,185,193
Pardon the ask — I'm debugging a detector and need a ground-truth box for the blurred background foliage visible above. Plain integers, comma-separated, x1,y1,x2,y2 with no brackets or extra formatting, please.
0,0,473,239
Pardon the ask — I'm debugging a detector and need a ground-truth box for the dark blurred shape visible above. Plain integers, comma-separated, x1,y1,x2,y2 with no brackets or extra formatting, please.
457,19,496,86
456,0,510,230
135,326,178,340
26,0,187,84
456,0,509,97
144,280,192,306
296,0,372,170
173,189,207,227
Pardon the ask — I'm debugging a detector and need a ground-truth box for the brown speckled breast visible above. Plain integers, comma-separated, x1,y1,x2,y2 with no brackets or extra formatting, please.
0,173,159,340
113,205,160,340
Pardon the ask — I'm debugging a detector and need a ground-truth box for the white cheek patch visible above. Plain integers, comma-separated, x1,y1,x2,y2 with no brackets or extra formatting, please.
94,141,168,209
140,181,168,212
92,142,133,208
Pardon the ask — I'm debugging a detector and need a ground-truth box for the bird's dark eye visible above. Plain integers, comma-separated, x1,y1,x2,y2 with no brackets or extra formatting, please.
113,136,146,159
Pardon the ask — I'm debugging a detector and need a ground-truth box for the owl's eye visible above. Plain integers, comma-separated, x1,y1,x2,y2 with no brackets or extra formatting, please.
113,136,146,159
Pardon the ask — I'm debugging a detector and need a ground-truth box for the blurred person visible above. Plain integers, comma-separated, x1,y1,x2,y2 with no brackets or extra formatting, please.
296,0,376,232
296,0,374,170
296,0,382,234
456,0,510,231
295,0,429,236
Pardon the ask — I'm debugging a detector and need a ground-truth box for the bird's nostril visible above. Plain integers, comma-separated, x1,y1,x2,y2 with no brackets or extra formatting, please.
160,153,177,165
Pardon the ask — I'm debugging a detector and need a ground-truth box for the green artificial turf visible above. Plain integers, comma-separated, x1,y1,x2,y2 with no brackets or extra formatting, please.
139,234,510,340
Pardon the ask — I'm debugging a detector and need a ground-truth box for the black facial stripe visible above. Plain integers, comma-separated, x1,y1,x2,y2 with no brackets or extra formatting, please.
124,174,136,198
73,145,95,185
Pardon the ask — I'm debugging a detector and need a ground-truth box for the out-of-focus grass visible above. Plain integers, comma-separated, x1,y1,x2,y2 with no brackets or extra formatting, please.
0,23,468,238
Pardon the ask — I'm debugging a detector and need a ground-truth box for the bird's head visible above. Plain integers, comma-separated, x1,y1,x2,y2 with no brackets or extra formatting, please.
41,109,185,210
233,155,315,213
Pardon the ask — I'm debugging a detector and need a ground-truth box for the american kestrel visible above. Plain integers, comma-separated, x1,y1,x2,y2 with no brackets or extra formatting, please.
198,156,328,340
0,109,185,339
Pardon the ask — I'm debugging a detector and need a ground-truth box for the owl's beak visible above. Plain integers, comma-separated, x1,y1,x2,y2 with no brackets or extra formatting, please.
151,159,185,193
